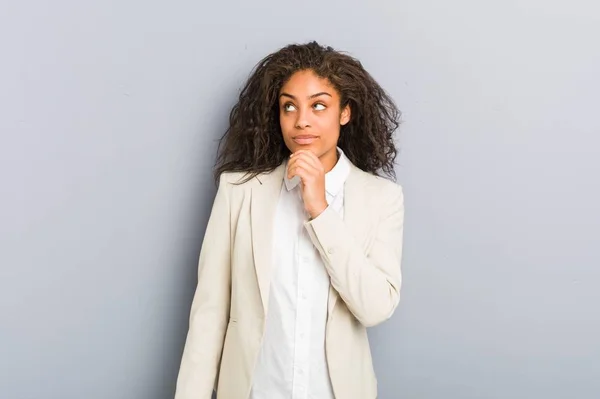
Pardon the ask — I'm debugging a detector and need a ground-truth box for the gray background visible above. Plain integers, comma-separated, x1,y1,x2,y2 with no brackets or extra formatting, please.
1,0,598,398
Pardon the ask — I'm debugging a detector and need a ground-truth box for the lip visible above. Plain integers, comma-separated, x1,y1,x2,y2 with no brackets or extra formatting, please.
292,135,319,145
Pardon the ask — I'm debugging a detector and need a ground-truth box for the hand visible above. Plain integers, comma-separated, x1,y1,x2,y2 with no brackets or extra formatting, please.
287,150,328,219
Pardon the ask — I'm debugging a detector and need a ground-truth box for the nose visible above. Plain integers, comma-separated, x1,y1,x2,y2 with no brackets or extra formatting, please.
294,108,311,129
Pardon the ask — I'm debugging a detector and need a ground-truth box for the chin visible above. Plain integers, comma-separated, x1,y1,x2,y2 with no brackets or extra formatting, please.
299,145,322,156
287,141,315,152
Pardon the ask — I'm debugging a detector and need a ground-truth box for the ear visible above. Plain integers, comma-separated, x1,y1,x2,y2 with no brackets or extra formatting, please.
340,104,351,126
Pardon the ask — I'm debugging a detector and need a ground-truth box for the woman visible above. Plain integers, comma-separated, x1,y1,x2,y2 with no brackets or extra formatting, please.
175,41,405,399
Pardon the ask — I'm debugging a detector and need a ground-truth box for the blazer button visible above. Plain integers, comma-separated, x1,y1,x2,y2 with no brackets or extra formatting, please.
327,247,335,255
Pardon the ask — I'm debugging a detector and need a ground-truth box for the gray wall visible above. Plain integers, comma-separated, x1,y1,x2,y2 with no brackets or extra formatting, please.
1,0,598,398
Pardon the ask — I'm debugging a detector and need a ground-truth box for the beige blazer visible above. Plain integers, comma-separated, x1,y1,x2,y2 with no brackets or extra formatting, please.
175,161,405,399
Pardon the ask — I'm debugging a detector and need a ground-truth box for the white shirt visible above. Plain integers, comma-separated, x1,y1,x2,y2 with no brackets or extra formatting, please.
250,149,351,399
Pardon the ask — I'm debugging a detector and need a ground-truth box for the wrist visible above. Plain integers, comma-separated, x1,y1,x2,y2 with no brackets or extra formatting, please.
308,201,328,219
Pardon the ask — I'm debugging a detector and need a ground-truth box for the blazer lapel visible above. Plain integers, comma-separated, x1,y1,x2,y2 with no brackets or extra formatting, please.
250,163,286,315
327,164,369,320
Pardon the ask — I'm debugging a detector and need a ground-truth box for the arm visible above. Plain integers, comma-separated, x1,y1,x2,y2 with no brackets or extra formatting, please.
304,184,404,327
175,174,231,399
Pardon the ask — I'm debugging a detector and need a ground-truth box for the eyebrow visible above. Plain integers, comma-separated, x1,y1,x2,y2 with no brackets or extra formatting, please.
279,92,332,100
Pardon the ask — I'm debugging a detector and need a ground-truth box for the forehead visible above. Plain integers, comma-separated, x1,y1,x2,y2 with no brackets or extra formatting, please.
280,69,337,97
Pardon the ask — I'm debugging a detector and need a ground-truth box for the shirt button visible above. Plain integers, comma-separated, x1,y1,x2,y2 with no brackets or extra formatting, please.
327,247,335,254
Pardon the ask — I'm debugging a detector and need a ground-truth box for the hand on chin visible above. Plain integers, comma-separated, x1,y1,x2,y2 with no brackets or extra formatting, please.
286,150,328,219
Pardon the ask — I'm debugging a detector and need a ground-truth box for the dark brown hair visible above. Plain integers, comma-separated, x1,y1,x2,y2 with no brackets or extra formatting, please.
214,41,401,183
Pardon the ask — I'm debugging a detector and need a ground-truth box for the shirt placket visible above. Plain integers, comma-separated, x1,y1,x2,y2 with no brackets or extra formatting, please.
291,220,314,399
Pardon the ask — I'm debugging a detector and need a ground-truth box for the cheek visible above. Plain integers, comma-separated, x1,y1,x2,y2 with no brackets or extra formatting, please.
322,114,341,138
279,112,292,132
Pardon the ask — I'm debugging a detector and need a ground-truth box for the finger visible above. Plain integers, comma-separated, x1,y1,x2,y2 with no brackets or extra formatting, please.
287,154,316,175
287,164,306,181
290,149,318,163
288,159,319,180
288,166,316,186
291,150,323,171
290,165,312,185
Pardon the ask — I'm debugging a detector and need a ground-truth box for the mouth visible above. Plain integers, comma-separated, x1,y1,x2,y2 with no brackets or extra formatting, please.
292,135,319,145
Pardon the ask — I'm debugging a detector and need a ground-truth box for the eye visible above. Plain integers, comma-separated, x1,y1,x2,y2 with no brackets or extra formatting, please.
313,103,326,111
283,103,296,112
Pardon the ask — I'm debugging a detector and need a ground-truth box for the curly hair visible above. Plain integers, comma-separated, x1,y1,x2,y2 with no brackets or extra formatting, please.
214,41,401,184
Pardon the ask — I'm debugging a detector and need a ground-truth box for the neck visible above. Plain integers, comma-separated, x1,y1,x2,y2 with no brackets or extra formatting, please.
320,147,339,173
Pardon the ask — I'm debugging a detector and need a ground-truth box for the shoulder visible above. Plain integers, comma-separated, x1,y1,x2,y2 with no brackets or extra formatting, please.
352,169,405,224
217,165,284,190
351,166,404,202
218,171,253,186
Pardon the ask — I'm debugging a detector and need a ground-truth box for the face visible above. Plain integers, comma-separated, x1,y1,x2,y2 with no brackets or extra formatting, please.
278,69,351,172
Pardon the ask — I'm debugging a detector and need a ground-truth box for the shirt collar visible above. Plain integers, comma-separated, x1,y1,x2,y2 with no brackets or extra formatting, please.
284,147,351,196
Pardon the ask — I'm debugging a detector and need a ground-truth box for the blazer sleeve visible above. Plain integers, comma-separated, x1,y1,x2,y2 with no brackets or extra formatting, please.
175,174,232,399
304,182,404,327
